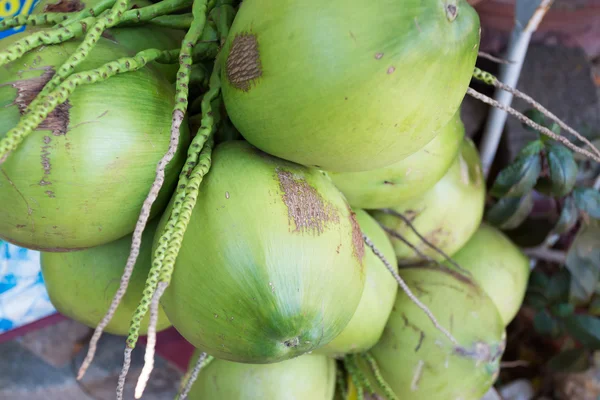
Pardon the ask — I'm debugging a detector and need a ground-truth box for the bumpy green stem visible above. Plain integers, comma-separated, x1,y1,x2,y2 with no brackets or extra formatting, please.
0,16,96,67
0,48,175,163
29,0,185,115
30,0,132,108
344,357,365,400
118,0,193,25
472,67,496,85
147,14,193,29
336,366,348,400
176,354,215,400
122,57,220,400
0,13,69,31
57,0,117,27
346,354,373,395
361,352,398,400
125,0,212,348
159,137,214,285
210,3,235,45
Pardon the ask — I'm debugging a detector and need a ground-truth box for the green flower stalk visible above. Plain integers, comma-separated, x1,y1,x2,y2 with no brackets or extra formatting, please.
0,47,177,163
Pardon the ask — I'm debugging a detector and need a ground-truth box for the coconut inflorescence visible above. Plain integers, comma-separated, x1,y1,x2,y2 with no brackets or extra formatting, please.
31,0,187,81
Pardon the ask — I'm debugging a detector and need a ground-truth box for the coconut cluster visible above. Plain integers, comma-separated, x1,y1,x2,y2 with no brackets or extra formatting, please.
0,0,532,399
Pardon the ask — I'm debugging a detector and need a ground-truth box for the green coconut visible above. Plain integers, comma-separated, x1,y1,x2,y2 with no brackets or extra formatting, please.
220,0,480,172
444,223,531,326
0,31,189,251
186,350,336,399
40,217,172,335
328,111,465,209
371,138,485,262
32,0,186,81
157,140,366,364
360,267,506,400
315,209,398,357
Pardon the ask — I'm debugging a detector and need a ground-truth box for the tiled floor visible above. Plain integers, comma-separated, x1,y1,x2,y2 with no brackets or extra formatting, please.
0,320,183,400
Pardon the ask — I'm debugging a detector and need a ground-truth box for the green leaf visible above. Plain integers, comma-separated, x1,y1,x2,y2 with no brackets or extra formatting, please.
485,192,534,230
552,196,579,235
547,348,590,373
529,269,550,291
564,315,600,349
570,278,593,307
551,303,575,318
536,143,578,197
573,188,600,219
525,292,548,310
504,216,555,247
566,223,600,304
490,142,543,198
526,270,551,309
534,309,559,336
547,268,571,304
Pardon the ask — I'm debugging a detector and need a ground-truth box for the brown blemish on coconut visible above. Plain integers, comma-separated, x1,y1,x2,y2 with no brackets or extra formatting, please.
40,136,52,179
403,209,421,223
45,190,56,198
445,2,458,22
375,52,384,59
348,208,365,263
387,66,396,74
277,169,340,235
13,68,71,136
422,227,450,249
415,331,425,352
42,0,84,13
226,33,262,91
401,313,426,352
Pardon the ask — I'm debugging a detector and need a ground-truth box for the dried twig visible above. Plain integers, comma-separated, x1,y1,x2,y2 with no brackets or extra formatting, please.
363,234,460,347
379,209,471,276
177,352,210,400
478,51,513,64
467,88,600,164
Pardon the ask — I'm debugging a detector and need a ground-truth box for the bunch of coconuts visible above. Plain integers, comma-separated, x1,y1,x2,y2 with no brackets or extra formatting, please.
0,0,533,398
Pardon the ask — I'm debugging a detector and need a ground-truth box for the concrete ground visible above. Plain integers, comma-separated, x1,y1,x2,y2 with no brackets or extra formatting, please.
0,319,183,400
